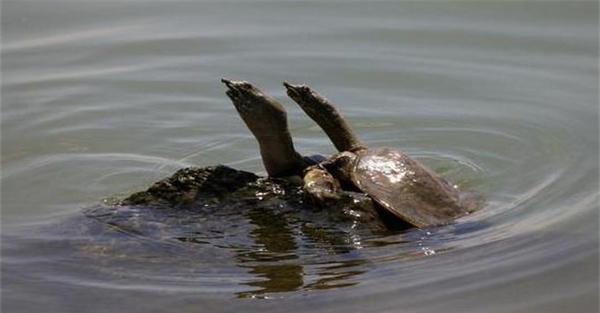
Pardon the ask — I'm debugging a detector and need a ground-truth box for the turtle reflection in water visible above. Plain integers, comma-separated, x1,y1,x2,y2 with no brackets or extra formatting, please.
86,79,482,297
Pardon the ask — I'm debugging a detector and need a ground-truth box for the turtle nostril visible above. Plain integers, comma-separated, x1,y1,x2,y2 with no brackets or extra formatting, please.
221,78,236,89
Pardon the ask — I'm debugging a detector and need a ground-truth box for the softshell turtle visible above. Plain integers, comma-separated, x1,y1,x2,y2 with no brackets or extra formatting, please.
220,78,384,224
284,82,480,228
129,79,478,230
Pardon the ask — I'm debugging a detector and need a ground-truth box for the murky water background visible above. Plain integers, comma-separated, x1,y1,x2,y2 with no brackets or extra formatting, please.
2,1,598,312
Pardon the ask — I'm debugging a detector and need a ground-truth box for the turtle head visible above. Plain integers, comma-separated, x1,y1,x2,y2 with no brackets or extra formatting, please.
221,78,287,125
283,82,321,109
284,81,365,153
221,78,306,177
222,78,266,104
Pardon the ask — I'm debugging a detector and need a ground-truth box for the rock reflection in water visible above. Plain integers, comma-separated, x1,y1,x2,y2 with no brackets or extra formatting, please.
78,166,391,299
236,208,303,298
236,208,367,298
304,260,367,290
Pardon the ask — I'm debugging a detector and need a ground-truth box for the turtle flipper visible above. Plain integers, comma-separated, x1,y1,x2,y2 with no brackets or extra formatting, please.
303,165,342,204
284,82,365,152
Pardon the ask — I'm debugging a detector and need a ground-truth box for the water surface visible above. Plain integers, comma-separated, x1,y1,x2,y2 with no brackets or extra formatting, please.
2,1,598,312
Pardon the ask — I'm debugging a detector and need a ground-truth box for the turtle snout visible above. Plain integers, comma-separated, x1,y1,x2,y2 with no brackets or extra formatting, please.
283,81,299,97
283,82,311,100
221,78,234,87
222,79,261,99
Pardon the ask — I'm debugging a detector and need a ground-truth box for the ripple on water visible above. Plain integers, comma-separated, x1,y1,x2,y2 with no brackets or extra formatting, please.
2,0,597,312
3,95,596,310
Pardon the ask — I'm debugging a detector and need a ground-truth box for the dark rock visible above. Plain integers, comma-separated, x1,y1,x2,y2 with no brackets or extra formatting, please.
123,165,259,207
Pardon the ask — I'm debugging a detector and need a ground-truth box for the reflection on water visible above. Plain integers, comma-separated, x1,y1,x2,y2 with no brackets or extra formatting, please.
238,264,304,299
237,208,303,298
235,208,369,298
305,260,367,291
76,197,377,299
2,0,597,312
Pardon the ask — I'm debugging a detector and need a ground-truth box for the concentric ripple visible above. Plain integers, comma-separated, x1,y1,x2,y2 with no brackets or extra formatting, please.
2,1,597,313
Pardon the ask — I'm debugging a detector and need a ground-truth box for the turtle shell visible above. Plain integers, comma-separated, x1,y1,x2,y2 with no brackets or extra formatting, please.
351,147,470,228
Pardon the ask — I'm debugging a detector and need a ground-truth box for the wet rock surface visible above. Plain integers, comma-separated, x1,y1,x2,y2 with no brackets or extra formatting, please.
86,165,393,245
123,166,262,207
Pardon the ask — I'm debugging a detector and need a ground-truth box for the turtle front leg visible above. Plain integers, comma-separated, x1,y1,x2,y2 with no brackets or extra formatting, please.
223,79,308,177
303,151,361,205
303,163,386,230
303,165,342,205
284,82,365,152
